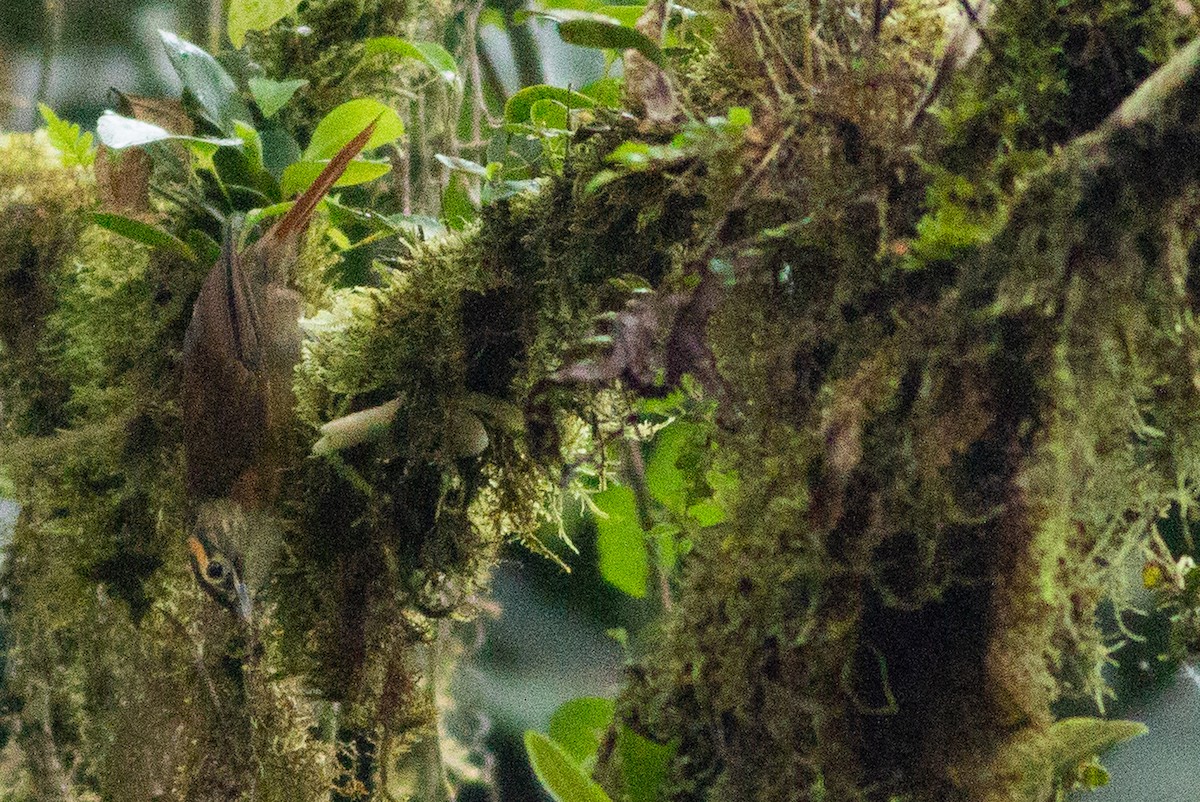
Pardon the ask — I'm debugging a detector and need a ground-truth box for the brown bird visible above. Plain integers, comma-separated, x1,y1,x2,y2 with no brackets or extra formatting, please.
182,121,377,620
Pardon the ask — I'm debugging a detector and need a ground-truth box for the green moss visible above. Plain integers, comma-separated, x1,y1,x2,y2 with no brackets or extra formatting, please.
0,132,92,437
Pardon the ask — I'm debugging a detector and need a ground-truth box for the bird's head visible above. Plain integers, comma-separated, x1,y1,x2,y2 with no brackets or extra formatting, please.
187,529,252,624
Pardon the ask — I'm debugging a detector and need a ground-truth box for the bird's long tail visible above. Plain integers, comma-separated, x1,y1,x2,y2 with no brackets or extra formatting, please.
267,119,379,246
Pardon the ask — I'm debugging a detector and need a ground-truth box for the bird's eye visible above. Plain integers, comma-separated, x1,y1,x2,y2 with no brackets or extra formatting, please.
207,561,226,580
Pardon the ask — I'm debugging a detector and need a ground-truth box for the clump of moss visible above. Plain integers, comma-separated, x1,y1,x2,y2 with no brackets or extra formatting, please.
242,0,417,130
601,2,1200,801
0,135,338,798
0,132,92,437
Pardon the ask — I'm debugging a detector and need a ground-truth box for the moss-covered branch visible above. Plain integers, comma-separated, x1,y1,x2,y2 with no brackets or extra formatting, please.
4,1,1200,801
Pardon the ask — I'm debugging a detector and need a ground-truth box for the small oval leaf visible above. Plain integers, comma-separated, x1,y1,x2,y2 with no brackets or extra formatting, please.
159,30,252,132
280,158,391,197
364,36,459,84
557,18,666,67
248,76,308,118
505,85,595,125
593,485,649,598
525,731,613,802
303,98,404,161
228,0,303,48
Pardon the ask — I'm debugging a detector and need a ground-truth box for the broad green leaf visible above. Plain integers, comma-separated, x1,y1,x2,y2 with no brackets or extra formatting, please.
549,13,666,67
95,112,241,150
248,77,307,118
548,698,615,768
579,77,623,108
188,139,221,175
303,98,404,161
530,99,570,130
39,104,95,167
159,30,251,133
92,213,196,262
686,499,724,527
260,125,302,178
441,174,478,230
618,727,675,802
525,731,612,802
214,142,277,202
243,200,294,232
228,0,303,47
363,36,459,84
593,485,649,598
645,422,697,515
279,158,391,197
232,120,264,170
596,5,644,26
505,85,595,124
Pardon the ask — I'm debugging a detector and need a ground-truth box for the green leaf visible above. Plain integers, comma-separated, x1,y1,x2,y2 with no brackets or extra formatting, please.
1048,718,1148,777
279,158,391,197
593,485,649,598
505,85,595,124
686,499,724,527
232,120,264,170
645,422,698,515
618,727,675,802
363,37,459,84
260,125,302,178
549,698,615,769
92,213,196,262
441,174,478,230
303,98,404,161
530,99,570,130
39,104,95,167
95,112,241,150
548,13,666,67
159,30,252,133
525,732,613,802
228,0,303,47
579,77,623,108
248,77,307,118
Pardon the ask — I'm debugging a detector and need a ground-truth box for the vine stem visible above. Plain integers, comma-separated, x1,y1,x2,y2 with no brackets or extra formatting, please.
413,619,453,801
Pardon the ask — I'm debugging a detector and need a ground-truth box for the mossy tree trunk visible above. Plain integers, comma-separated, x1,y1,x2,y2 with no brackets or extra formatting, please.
3,1,1200,801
